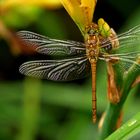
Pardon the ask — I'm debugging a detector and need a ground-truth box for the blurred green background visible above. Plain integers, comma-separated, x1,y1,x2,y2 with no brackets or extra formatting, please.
0,0,140,140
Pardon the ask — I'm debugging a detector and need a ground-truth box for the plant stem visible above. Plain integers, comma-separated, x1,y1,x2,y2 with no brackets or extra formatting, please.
100,63,140,140
16,78,41,140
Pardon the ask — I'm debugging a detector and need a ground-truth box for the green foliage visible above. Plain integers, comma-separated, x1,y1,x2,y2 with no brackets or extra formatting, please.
106,112,140,140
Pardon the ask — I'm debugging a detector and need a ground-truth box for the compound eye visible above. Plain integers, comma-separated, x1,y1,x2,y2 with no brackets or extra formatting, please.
87,29,96,35
87,29,99,35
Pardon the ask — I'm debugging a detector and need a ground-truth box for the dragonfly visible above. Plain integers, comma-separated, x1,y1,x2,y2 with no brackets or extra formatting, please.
17,19,140,123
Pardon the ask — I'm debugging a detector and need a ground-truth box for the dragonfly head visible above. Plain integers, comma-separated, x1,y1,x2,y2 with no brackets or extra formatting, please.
85,23,99,36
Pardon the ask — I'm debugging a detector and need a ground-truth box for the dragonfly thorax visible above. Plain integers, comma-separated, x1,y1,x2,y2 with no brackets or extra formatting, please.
85,35,100,63
85,23,102,62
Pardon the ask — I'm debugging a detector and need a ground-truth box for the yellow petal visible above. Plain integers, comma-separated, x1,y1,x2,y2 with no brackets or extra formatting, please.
1,0,62,10
60,0,97,35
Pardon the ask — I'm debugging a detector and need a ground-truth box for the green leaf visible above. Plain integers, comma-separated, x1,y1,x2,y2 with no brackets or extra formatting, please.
106,112,140,140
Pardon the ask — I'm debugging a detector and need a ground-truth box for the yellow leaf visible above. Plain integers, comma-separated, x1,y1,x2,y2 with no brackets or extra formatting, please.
60,0,97,35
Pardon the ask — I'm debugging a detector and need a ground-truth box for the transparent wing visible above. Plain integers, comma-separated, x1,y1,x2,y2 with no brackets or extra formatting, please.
101,24,140,53
115,25,140,54
100,24,140,71
19,57,91,81
99,53,140,72
17,31,86,56
117,24,140,47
